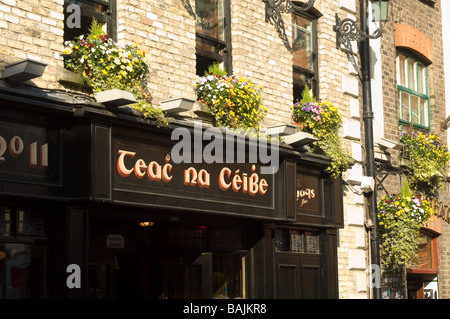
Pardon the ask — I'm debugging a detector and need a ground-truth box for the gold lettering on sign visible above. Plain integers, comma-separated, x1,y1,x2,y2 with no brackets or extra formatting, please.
116,150,269,197
218,165,268,196
427,197,450,223
296,188,316,207
116,150,173,183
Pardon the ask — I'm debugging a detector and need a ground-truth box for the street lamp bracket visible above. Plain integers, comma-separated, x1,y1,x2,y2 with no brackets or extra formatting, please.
333,14,384,49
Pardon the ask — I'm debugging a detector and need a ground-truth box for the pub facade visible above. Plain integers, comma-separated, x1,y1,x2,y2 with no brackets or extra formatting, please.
0,82,343,298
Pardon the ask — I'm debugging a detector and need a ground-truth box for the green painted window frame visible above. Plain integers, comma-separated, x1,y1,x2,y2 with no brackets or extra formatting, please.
397,53,430,131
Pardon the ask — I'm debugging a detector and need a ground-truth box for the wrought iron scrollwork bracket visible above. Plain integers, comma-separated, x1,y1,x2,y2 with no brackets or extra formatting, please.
263,0,315,51
333,13,384,49
264,0,315,16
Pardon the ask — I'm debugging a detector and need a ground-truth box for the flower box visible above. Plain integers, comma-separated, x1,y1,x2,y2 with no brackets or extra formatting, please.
283,131,317,147
193,102,215,125
160,97,196,114
264,124,298,136
94,89,137,107
2,59,47,81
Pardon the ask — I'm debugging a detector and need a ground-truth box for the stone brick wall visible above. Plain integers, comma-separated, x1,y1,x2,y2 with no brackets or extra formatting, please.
314,0,368,299
0,0,65,89
116,0,197,104
230,0,292,126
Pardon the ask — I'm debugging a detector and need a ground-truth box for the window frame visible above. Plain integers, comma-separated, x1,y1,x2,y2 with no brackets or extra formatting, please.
397,52,430,131
63,0,117,42
292,11,319,102
195,0,232,75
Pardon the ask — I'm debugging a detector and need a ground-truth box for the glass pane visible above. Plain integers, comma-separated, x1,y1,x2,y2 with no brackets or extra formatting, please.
305,231,320,254
0,207,11,237
411,95,419,125
417,63,426,94
408,58,416,90
292,15,313,70
212,254,245,299
0,244,46,299
401,91,410,122
397,55,406,86
18,210,45,238
275,229,290,251
196,0,224,41
290,230,304,253
420,98,429,127
63,0,109,42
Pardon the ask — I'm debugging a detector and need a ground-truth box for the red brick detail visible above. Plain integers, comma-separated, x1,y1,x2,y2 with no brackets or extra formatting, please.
394,23,434,63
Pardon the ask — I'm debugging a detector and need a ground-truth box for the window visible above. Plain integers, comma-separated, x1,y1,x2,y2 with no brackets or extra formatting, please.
0,207,46,239
397,53,429,130
275,228,320,254
195,0,232,75
64,0,117,42
292,13,318,102
0,206,47,298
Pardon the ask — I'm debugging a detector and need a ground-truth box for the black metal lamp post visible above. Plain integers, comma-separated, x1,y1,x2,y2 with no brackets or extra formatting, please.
334,0,390,300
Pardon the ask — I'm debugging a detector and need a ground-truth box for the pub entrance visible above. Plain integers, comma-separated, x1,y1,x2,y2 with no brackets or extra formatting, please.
274,226,324,298
88,216,250,299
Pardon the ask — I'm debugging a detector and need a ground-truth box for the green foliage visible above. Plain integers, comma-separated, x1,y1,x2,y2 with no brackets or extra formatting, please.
379,214,421,272
377,187,434,272
400,178,413,198
195,74,267,130
63,20,167,127
204,62,227,77
299,84,315,104
88,18,104,38
313,132,352,178
400,131,450,196
291,92,352,178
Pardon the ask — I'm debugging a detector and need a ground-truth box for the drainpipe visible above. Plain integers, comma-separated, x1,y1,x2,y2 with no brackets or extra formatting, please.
359,0,381,299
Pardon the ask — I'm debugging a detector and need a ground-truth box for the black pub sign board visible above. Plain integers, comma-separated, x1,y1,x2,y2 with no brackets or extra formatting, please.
106,125,285,219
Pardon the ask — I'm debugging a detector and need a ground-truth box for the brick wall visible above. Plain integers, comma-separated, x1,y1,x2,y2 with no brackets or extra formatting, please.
315,0,368,299
439,221,450,298
116,0,197,105
3,0,436,299
0,0,64,89
380,0,450,299
230,0,293,126
381,0,446,142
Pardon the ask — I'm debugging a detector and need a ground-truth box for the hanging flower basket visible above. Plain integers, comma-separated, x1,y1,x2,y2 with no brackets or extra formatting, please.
399,131,450,196
292,100,352,178
195,74,267,130
377,190,434,272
